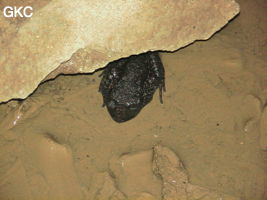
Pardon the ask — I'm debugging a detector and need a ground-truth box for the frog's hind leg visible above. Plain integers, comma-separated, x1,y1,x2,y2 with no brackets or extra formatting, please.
149,52,166,104
159,80,166,104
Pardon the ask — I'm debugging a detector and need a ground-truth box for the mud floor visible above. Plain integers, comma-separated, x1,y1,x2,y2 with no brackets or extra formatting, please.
0,0,267,199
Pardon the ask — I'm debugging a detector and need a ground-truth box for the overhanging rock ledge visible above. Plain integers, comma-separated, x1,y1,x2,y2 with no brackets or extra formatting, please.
0,0,240,103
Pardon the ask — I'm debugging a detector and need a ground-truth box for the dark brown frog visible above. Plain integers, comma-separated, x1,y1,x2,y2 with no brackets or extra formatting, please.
99,52,165,123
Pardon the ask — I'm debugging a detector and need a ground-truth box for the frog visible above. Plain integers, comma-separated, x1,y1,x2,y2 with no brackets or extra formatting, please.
99,51,165,123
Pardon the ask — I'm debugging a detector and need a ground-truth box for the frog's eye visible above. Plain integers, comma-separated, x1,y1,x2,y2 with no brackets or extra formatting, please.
129,104,139,111
107,100,116,109
129,107,136,111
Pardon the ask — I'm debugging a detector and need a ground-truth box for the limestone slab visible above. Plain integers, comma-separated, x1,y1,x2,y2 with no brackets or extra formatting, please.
0,0,240,103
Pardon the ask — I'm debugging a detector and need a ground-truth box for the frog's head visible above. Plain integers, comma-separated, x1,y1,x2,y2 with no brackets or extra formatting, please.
105,85,143,123
106,100,142,123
